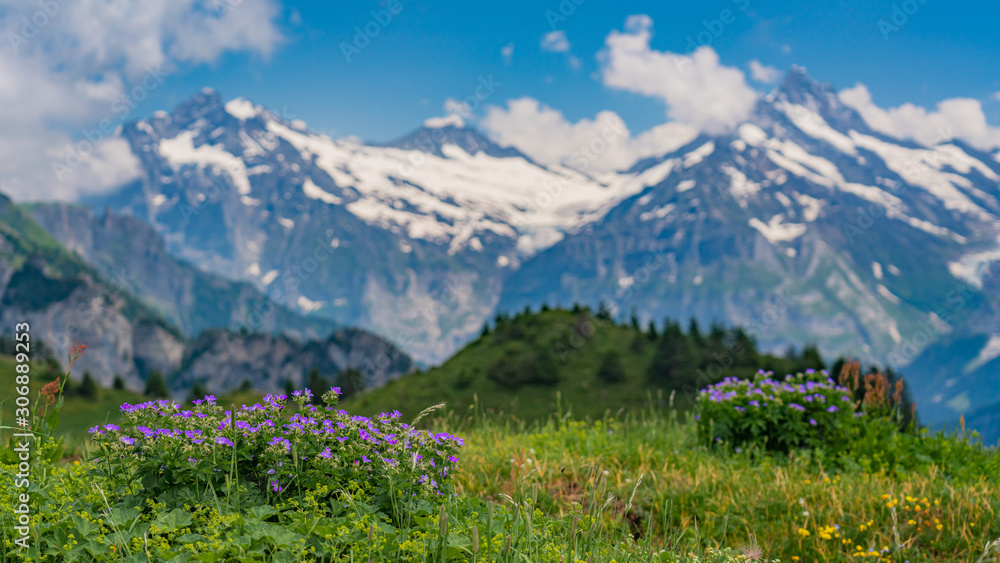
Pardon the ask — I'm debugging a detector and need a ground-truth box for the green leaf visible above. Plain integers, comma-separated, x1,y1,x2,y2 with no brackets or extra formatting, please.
108,506,140,528
153,508,194,532
248,505,279,521
46,409,59,432
270,551,297,563
71,514,96,537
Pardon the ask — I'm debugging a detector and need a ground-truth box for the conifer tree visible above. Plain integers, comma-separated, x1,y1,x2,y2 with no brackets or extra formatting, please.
597,350,626,384
145,370,168,398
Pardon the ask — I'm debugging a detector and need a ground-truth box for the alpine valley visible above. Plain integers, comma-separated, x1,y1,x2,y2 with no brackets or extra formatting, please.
23,67,999,436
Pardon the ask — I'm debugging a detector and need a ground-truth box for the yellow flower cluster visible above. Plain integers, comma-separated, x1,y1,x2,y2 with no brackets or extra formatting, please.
817,525,840,540
851,543,889,559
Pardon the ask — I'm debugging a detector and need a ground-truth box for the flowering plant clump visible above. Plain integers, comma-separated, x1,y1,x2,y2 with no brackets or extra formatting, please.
696,370,860,451
89,387,462,510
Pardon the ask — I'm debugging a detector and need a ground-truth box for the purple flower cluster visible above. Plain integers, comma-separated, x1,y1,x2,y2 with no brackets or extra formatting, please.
90,389,463,500
696,370,862,451
701,372,853,406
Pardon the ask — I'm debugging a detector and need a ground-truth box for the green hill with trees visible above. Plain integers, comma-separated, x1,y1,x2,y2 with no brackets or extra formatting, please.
345,305,831,421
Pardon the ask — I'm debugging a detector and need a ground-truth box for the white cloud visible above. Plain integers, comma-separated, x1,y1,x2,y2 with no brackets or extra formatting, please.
501,43,514,65
840,84,1000,150
749,59,781,83
481,97,697,172
443,98,472,118
540,30,570,53
0,0,283,201
599,15,759,134
993,91,1000,102
423,98,471,128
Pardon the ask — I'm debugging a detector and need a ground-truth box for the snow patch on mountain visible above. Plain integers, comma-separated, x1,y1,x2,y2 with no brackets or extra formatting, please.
159,130,251,195
877,284,901,304
261,269,280,286
723,166,761,201
639,203,676,221
676,179,696,193
632,158,676,190
948,238,1000,287
261,119,639,255
794,193,824,221
966,335,1000,373
297,296,325,313
850,133,991,217
775,101,857,155
302,177,342,204
738,124,768,146
225,98,259,121
683,141,715,167
749,215,807,244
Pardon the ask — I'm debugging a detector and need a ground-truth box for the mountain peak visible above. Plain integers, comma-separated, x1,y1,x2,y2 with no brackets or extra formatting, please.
761,65,872,134
774,65,835,106
166,88,227,129
379,122,529,160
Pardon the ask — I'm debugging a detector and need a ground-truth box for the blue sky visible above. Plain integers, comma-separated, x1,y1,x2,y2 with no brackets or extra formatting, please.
2,0,1000,200
147,0,1000,142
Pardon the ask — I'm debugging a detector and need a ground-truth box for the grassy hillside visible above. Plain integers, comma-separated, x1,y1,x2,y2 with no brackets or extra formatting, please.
346,306,828,422
448,409,999,562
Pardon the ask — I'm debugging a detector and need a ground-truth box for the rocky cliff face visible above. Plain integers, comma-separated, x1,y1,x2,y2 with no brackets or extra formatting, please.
175,328,413,396
0,191,181,389
28,202,340,341
0,192,414,396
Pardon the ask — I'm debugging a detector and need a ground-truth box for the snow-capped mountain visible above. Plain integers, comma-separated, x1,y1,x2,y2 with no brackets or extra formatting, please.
502,68,1000,369
89,89,652,362
87,67,1000,421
